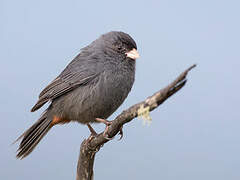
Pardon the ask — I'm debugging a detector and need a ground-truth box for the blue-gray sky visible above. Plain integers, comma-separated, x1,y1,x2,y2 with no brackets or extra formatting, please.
1,0,240,179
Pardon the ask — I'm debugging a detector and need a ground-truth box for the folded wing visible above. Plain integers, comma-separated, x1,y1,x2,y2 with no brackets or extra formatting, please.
31,50,103,112
31,71,99,112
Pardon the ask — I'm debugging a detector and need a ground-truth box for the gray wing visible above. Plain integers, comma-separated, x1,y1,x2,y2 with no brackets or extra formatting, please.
31,52,102,112
31,72,99,112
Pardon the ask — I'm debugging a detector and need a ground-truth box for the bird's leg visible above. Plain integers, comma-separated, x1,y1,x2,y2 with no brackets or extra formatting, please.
87,123,98,137
85,123,104,153
85,123,98,146
95,118,114,140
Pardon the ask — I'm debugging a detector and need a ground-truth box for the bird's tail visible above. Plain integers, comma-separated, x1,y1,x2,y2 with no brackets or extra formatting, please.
15,112,52,159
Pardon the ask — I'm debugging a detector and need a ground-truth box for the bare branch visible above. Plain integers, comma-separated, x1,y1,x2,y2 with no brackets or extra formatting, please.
76,64,196,180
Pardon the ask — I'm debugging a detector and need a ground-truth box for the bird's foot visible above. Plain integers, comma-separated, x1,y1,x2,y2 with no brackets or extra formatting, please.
95,118,113,140
95,118,124,140
118,126,123,140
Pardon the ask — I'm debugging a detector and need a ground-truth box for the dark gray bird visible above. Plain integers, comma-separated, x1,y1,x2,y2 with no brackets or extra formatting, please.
16,31,139,159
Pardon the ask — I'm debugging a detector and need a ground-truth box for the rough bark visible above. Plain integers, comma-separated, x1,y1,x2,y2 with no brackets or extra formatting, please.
76,64,196,180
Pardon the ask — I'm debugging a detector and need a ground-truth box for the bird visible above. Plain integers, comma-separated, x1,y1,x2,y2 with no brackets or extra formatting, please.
15,31,140,159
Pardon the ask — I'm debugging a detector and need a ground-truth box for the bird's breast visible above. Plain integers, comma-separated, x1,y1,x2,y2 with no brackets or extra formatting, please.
93,66,135,118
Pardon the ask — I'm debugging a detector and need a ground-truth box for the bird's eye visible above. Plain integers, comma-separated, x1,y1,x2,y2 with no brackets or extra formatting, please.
117,46,127,53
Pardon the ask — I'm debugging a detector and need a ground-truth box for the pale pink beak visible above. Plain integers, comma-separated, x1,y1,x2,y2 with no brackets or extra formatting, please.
126,48,140,60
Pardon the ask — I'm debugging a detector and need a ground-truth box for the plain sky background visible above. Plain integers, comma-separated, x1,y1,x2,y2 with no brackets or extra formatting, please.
1,0,240,179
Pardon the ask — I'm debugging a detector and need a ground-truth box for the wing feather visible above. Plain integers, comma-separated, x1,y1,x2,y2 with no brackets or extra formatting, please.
31,73,99,112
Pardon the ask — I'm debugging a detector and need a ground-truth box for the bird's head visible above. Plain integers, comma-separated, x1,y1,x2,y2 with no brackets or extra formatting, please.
98,31,140,61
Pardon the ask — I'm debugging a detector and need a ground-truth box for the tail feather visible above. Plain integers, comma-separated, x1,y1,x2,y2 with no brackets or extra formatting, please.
19,117,47,148
16,112,52,159
18,120,51,158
